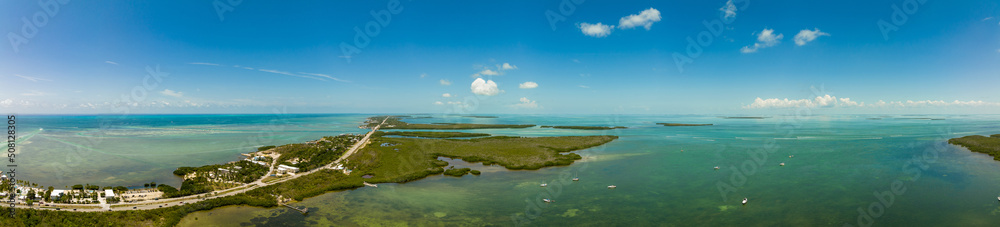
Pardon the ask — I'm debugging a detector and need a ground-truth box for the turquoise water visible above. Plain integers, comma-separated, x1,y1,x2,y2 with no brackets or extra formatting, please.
14,114,1000,226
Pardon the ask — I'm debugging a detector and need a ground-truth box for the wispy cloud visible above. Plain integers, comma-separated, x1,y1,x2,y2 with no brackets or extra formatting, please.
579,85,590,89
105,61,119,65
14,74,52,82
299,72,351,83
720,0,737,20
160,89,184,98
519,81,538,89
258,69,325,81
188,62,221,66
21,90,52,96
420,73,427,78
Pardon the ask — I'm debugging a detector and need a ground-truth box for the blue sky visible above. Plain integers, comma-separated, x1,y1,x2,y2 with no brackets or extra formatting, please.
2,0,999,114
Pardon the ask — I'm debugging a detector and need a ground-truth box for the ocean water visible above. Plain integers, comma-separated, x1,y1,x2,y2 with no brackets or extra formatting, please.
14,114,1000,226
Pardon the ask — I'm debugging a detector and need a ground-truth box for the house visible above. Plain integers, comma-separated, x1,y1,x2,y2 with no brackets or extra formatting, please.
277,165,299,174
104,189,115,198
50,189,66,199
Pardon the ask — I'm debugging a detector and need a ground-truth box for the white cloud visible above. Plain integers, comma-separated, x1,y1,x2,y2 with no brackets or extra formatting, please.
160,89,184,98
420,73,427,78
514,97,539,109
470,78,502,96
983,17,994,21
745,95,1000,109
434,101,444,105
741,28,783,53
579,22,614,37
519,81,538,89
499,63,517,70
442,93,452,98
21,90,51,96
299,72,351,83
105,61,119,65
258,69,325,81
479,69,500,76
572,59,580,63
579,85,590,89
188,62,221,66
720,0,737,20
440,79,452,86
0,99,12,107
794,28,830,46
447,101,462,105
13,74,51,82
618,8,661,30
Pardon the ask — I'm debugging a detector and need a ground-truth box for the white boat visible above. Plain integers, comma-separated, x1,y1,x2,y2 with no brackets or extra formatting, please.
780,163,785,166
542,199,553,203
742,198,748,205
607,185,617,189
540,183,547,187
714,166,720,170
572,177,579,181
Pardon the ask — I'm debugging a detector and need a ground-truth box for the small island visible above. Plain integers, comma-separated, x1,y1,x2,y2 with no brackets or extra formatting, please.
375,131,491,138
949,134,1000,160
540,126,627,130
657,123,713,126
364,116,533,129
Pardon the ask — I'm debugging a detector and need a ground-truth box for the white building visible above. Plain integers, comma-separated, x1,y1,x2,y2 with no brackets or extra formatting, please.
277,165,300,174
104,189,115,198
50,189,66,199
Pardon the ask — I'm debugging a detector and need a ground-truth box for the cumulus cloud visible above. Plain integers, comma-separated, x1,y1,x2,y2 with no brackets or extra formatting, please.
442,93,452,98
440,79,452,85
741,28,783,53
499,63,517,70
434,101,444,105
160,89,184,98
720,0,737,20
745,95,1000,109
470,78,502,96
519,81,538,89
579,22,614,37
618,8,661,30
794,28,830,46
514,97,539,109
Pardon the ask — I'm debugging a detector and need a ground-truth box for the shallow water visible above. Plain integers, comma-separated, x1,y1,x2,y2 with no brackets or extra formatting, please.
15,114,1000,226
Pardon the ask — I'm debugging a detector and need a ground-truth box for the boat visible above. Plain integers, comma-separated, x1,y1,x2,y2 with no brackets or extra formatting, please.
542,199,553,203
714,166,720,170
540,183,547,187
607,185,617,189
742,198,748,205
997,196,999,202
780,163,785,166
363,182,378,187
572,177,579,181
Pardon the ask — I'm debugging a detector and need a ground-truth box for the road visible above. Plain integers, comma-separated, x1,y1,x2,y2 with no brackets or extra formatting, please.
14,117,387,212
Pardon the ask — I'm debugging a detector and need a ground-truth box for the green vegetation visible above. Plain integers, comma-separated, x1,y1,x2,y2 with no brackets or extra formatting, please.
443,167,473,177
949,134,1000,160
257,169,364,201
540,126,627,130
365,116,534,130
470,170,482,175
657,123,713,126
256,145,276,151
376,131,491,138
271,134,358,172
347,134,617,185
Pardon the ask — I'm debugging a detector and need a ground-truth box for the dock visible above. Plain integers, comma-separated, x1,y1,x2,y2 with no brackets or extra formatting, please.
363,182,378,187
282,203,309,215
